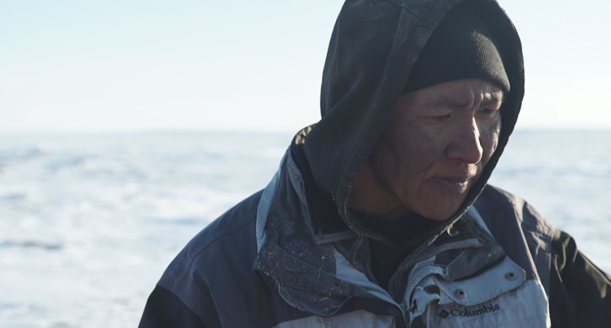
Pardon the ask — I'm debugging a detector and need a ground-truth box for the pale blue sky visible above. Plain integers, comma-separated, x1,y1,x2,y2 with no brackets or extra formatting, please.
1,0,610,132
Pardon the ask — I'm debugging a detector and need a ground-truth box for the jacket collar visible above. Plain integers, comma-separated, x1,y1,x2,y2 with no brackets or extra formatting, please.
254,150,508,322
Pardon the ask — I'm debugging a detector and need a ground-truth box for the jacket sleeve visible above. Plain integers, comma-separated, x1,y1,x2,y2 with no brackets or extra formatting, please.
549,229,611,328
138,285,208,328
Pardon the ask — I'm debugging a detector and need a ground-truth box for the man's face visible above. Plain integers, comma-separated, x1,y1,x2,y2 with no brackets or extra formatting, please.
364,78,503,221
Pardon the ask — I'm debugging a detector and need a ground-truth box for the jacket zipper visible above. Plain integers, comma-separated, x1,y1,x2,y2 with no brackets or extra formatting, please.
404,238,483,270
386,238,484,322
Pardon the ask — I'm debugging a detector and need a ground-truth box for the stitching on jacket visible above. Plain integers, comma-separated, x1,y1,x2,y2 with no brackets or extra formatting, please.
157,285,217,327
387,0,439,18
178,215,257,285
161,210,259,326
479,187,554,236
176,211,258,289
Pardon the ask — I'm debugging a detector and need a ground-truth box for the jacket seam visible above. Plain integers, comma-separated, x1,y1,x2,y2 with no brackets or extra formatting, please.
154,285,215,327
477,199,550,234
175,212,258,289
388,0,440,19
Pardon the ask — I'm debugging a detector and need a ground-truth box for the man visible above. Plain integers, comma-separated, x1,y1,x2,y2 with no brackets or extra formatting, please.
139,0,611,327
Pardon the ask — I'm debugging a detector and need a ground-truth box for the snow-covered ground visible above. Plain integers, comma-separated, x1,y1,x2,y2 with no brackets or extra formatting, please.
0,130,609,327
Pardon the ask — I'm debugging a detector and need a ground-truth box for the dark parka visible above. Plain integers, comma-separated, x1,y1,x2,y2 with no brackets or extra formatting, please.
139,0,611,326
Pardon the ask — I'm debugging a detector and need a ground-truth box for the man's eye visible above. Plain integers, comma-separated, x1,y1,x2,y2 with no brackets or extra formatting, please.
435,114,451,121
480,108,497,115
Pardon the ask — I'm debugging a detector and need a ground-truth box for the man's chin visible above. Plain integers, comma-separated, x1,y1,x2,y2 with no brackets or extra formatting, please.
413,188,469,221
413,199,464,221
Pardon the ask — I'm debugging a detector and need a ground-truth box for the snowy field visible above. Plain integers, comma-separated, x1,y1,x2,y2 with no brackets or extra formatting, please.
0,130,610,328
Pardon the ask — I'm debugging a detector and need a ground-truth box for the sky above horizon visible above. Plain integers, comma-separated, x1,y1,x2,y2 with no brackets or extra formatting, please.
2,0,610,133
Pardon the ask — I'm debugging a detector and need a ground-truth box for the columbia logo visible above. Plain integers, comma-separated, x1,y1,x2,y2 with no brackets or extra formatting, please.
438,310,450,319
439,303,500,319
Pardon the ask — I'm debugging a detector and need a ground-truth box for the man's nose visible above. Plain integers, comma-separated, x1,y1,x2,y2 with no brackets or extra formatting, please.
445,118,484,164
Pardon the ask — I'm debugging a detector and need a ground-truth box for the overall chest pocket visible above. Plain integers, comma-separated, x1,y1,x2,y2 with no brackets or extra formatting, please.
407,256,550,328
423,278,550,328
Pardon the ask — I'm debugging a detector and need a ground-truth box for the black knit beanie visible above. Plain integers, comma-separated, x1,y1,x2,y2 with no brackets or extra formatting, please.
403,3,510,93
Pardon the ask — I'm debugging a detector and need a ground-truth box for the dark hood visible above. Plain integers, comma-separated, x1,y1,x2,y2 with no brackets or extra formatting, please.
301,0,525,239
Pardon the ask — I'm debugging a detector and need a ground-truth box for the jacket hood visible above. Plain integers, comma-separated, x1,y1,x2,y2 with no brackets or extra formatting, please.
302,0,525,239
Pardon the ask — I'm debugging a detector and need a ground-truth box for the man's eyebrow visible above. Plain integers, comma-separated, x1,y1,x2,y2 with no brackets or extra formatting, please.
432,92,505,108
434,95,469,108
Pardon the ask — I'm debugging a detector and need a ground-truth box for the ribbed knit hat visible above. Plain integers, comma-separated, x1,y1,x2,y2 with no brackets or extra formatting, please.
403,3,510,93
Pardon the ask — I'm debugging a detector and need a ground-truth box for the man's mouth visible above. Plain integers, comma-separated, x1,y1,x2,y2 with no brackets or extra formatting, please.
432,175,474,192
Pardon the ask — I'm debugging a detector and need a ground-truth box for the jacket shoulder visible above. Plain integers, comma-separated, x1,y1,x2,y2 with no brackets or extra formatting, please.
161,190,263,284
476,184,555,237
475,184,556,296
157,190,264,324
549,230,611,327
